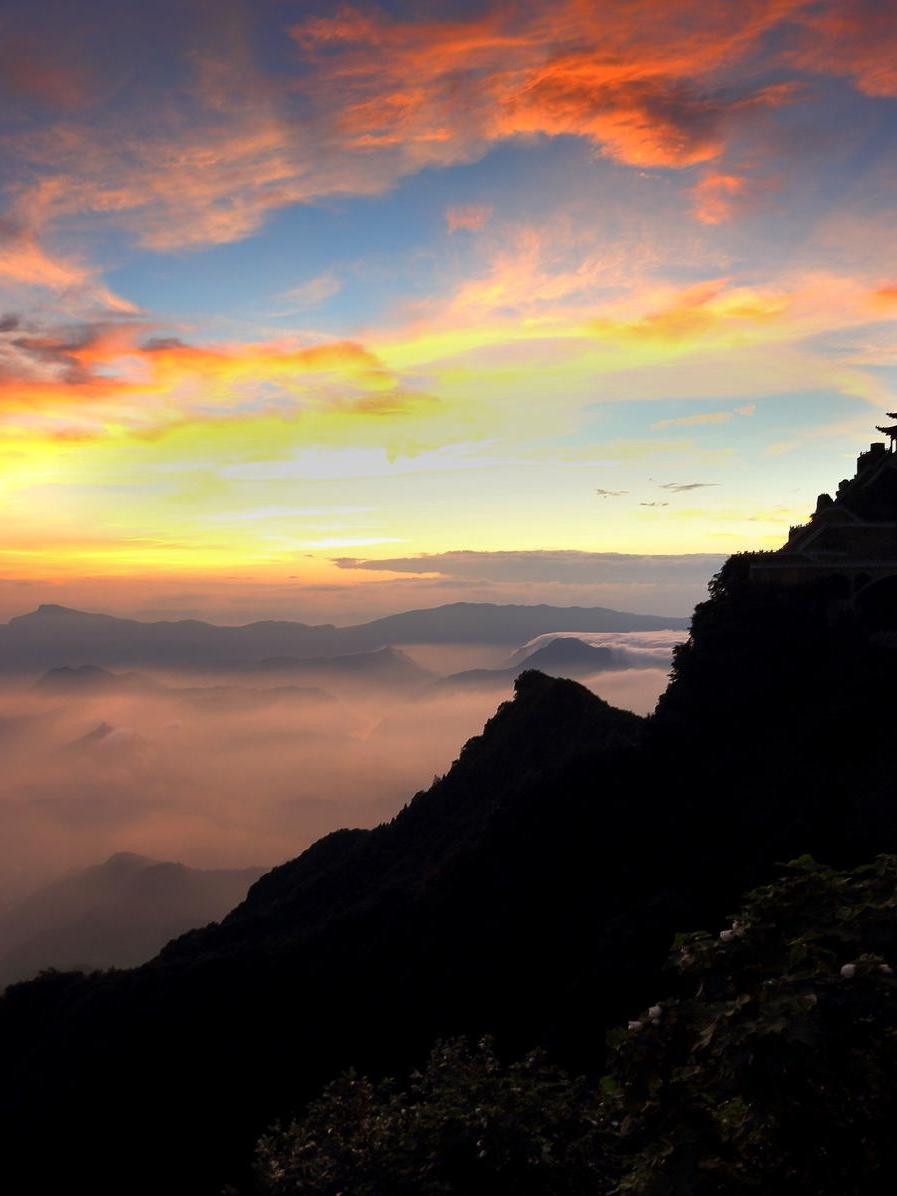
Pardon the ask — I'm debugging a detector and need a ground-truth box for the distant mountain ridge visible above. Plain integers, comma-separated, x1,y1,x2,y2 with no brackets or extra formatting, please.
36,647,427,694
5,547,897,1193
432,636,635,692
35,663,157,693
247,645,430,687
0,601,690,673
0,853,265,989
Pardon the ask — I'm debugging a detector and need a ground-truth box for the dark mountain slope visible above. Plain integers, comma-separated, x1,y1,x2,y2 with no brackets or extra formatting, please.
653,555,897,887
164,670,643,963
1,675,662,1194
4,554,897,1192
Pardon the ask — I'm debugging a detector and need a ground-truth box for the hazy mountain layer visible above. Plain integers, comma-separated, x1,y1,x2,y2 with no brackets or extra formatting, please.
0,853,264,988
37,648,427,694
433,635,652,692
0,601,690,673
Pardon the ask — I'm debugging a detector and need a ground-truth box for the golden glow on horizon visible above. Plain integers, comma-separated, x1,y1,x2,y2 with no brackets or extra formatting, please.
1,0,896,615
0,263,893,585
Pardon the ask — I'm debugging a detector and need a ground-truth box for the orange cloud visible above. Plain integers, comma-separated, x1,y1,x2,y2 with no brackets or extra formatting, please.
790,0,897,98
692,172,748,224
0,223,137,313
0,233,90,291
0,318,418,440
2,254,896,465
440,223,660,320
292,1,805,170
6,0,894,295
0,0,816,288
590,278,791,344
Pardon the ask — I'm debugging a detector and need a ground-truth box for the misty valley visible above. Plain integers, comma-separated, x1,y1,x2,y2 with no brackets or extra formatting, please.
0,605,677,986
7,443,897,1195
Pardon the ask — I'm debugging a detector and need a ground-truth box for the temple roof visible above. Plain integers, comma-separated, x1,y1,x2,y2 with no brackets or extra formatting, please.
781,428,897,559
751,421,897,595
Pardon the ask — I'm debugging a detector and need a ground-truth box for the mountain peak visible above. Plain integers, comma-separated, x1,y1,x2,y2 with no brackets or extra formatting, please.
102,852,156,871
38,664,111,680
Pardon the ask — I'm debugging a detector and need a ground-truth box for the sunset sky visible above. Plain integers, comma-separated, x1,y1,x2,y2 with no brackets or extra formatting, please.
2,0,897,622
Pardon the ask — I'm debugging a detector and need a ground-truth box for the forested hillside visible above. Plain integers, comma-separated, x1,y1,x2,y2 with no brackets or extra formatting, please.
3,558,897,1193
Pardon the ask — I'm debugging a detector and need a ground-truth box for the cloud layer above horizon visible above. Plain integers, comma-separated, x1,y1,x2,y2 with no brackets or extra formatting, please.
1,0,896,620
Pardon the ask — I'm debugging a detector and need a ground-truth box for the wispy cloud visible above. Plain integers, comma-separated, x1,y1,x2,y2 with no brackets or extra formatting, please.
277,272,342,311
788,0,897,98
0,220,138,314
692,172,749,224
1,264,894,452
0,0,874,293
333,549,726,585
290,1,802,172
446,204,493,233
0,316,428,440
653,406,755,430
659,482,718,492
654,413,729,430
302,536,401,549
0,32,92,107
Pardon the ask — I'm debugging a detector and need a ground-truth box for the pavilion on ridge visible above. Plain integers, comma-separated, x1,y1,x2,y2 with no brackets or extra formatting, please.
750,416,897,615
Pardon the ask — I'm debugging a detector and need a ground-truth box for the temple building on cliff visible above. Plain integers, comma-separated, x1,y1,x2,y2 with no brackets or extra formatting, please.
750,418,897,615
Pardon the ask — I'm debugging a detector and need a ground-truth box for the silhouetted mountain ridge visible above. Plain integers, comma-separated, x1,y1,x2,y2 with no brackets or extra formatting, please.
4,528,897,1190
162,670,642,965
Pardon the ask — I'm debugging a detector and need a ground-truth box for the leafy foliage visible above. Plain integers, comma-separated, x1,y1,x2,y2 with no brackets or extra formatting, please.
256,858,897,1196
253,1038,614,1196
612,855,897,1194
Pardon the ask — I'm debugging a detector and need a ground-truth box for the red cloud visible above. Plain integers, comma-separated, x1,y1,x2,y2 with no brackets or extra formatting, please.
291,1,805,170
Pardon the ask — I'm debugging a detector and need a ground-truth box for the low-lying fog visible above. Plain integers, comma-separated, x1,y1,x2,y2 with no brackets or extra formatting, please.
0,630,680,979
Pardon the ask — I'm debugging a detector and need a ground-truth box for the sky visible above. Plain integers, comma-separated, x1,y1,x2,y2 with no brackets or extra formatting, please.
1,0,897,623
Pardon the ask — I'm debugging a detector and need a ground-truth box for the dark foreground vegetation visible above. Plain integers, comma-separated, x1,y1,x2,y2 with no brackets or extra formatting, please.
250,857,897,1196
3,552,897,1193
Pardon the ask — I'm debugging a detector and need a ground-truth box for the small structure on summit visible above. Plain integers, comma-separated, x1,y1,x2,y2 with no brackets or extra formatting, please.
750,417,897,612
874,412,897,449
